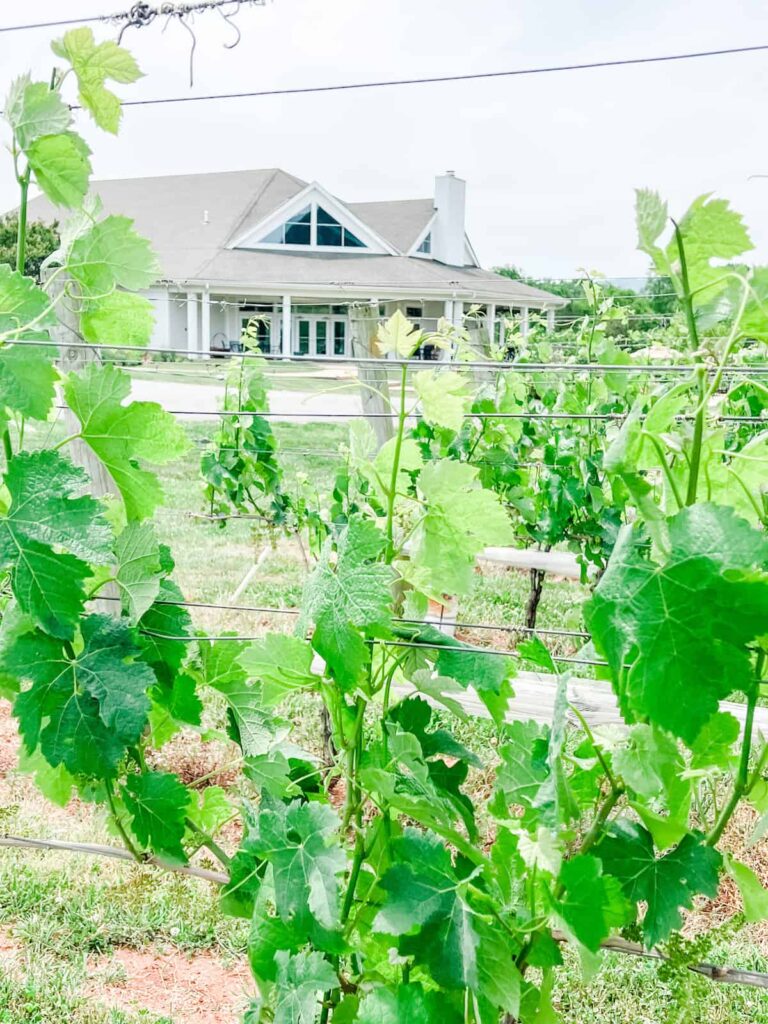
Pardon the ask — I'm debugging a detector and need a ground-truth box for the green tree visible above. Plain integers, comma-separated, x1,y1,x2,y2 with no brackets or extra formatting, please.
0,213,59,281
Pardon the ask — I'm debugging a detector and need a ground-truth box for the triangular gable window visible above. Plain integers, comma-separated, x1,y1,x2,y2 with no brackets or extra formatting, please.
417,232,432,255
257,203,367,249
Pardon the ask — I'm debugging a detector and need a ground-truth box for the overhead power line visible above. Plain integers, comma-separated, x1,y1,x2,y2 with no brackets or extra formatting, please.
98,42,768,110
0,1,263,35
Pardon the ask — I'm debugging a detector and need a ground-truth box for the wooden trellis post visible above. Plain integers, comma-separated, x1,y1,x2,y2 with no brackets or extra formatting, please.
349,302,394,448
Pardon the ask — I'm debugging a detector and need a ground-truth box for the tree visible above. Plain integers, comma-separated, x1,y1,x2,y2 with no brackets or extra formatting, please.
0,214,59,281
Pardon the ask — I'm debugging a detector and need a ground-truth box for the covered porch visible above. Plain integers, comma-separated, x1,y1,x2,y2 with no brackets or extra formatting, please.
157,288,558,359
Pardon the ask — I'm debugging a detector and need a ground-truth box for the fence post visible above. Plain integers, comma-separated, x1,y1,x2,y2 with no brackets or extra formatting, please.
45,271,119,615
349,302,394,449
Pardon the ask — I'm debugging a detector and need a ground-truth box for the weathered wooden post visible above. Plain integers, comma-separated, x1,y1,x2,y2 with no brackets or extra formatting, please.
45,271,119,614
349,302,394,448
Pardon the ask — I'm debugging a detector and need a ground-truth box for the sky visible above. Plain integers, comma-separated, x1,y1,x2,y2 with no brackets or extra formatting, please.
1,0,767,278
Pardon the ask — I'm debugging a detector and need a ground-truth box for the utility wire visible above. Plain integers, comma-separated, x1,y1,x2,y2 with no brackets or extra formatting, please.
98,43,768,109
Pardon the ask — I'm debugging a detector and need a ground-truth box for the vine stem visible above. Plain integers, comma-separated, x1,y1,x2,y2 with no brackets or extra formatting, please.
707,652,765,846
105,780,143,862
671,220,707,506
385,362,409,559
185,817,231,869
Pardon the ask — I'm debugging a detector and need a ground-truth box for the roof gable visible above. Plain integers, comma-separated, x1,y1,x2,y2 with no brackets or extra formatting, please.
229,181,398,255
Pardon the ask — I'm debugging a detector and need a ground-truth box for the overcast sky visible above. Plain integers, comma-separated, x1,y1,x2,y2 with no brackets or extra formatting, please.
1,0,767,278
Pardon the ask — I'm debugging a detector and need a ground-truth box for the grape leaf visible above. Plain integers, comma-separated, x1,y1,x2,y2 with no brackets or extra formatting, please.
7,614,154,778
5,75,71,149
80,291,155,348
414,369,472,431
248,905,304,983
376,310,423,357
238,633,319,707
63,363,189,520
725,856,768,923
0,345,58,419
300,516,393,690
114,521,163,621
534,676,578,827
635,188,669,263
613,723,690,821
596,821,721,947
139,579,192,684
0,264,55,339
373,829,459,934
26,132,92,208
68,215,159,297
272,950,337,1024
406,460,515,598
356,982,461,1024
491,719,550,821
257,797,346,936
52,27,143,134
554,854,630,951
586,504,768,744
0,450,111,636
122,770,191,865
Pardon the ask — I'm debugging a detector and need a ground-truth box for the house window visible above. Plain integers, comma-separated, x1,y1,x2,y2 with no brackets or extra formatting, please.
417,232,432,254
334,321,346,356
259,203,367,249
316,321,327,355
405,306,422,318
298,320,310,355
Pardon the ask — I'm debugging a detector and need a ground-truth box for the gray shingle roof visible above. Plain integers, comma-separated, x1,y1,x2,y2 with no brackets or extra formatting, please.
22,168,566,306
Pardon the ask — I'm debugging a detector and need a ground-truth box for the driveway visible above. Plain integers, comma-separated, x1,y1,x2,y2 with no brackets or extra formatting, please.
128,375,367,423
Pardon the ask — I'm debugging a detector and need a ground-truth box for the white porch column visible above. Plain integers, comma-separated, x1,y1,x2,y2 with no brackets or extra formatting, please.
520,305,530,339
200,289,211,358
186,291,199,359
443,298,453,324
486,303,496,347
452,300,464,329
546,307,555,333
282,294,292,358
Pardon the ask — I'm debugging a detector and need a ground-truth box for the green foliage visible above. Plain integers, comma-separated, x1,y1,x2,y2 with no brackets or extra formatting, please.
0,214,59,280
2,33,768,1021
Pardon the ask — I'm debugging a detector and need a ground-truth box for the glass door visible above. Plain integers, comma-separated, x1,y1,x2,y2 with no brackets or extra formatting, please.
240,314,271,353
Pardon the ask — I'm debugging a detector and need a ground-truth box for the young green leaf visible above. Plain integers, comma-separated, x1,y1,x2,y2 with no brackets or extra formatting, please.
80,291,155,347
300,516,393,690
406,460,514,598
238,633,319,707
376,310,423,358
122,770,191,865
68,215,159,296
63,363,189,520
725,856,768,923
0,264,55,340
52,27,143,134
114,521,163,621
272,949,337,1024
596,821,721,947
4,75,71,149
554,854,630,951
0,345,58,420
414,369,472,431
356,983,461,1024
26,132,92,208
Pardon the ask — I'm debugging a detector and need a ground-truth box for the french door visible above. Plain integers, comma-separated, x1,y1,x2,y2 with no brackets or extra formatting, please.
294,316,347,357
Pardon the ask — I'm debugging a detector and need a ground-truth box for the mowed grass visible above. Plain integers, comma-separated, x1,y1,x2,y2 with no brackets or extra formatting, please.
2,419,768,1021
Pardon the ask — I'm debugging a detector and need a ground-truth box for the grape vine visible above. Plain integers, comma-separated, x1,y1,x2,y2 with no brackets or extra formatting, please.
1,28,768,1024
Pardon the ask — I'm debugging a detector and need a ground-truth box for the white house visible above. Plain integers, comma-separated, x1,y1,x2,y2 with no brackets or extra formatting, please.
25,168,566,358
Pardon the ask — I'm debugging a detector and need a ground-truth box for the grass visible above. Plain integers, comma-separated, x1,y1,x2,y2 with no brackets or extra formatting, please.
2,418,768,1022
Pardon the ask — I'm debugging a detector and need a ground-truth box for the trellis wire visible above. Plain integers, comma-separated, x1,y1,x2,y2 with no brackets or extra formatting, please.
13,337,768,375
96,592,590,640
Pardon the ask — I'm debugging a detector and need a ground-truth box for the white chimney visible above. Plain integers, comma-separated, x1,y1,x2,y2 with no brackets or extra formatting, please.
432,171,466,266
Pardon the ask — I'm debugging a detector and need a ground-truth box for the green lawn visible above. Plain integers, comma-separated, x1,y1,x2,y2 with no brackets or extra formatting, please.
1,420,768,1022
